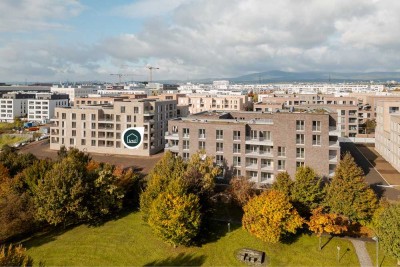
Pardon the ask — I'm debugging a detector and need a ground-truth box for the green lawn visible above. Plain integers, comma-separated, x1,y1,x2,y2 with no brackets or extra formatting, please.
25,212,360,266
0,134,28,148
365,241,398,267
0,122,14,130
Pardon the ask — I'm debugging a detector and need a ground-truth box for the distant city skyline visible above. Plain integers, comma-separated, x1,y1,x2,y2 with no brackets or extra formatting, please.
1,0,400,82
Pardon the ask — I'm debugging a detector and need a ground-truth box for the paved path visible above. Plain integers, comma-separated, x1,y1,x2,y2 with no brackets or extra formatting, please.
351,239,373,267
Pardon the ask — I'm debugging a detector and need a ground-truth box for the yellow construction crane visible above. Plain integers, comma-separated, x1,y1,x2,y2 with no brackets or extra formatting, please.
110,73,143,83
146,66,159,83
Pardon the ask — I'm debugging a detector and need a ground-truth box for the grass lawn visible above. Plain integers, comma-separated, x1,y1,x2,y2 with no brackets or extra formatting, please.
0,122,14,131
25,212,360,266
0,134,28,148
365,241,398,267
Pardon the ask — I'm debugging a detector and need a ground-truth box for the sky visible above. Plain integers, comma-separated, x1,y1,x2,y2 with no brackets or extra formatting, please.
1,0,400,83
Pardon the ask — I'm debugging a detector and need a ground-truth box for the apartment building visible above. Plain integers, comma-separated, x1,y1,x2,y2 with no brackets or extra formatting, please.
50,85,97,104
0,92,35,122
178,95,250,114
165,110,340,185
27,93,69,123
50,98,178,156
375,101,400,172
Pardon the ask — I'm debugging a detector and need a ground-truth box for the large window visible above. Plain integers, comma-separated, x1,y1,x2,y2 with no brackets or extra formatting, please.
233,130,241,140
296,120,305,131
312,121,321,131
216,142,224,152
233,143,241,153
296,134,305,145
278,146,286,157
312,135,321,146
233,156,241,167
296,147,305,158
260,131,271,140
216,155,224,165
216,129,223,140
277,160,286,170
198,141,205,150
183,140,189,150
183,128,190,138
198,129,205,139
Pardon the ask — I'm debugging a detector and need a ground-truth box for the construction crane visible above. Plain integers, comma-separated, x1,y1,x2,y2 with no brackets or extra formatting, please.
110,73,143,84
146,66,159,83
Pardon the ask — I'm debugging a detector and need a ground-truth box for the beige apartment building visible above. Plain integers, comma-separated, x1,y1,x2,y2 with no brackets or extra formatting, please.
178,95,250,114
375,100,400,172
165,110,340,185
50,98,178,156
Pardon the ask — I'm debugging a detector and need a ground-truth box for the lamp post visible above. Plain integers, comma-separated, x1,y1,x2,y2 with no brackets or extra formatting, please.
372,236,379,267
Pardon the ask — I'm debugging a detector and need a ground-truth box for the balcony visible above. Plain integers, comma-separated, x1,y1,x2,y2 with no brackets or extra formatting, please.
245,164,258,170
261,164,273,171
143,110,154,116
245,137,273,146
198,134,206,139
165,131,179,140
329,155,338,163
329,126,340,136
329,141,340,148
165,144,179,152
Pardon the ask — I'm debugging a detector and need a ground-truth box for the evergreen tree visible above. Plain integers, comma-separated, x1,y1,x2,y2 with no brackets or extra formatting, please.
271,171,293,198
324,152,377,222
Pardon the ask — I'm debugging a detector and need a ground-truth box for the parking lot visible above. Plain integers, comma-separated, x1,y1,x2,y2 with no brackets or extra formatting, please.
18,140,164,174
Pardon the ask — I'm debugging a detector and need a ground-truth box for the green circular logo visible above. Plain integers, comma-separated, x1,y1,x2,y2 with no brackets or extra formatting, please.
122,128,142,149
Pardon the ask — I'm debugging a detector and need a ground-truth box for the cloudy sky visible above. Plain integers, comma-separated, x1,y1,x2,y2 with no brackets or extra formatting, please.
1,0,400,82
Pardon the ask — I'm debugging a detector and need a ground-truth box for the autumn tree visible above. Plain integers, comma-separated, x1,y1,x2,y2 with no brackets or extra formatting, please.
271,171,293,198
291,166,324,216
229,176,256,207
0,146,36,176
242,190,304,243
0,244,33,267
324,152,378,222
375,203,400,265
308,207,348,250
148,191,201,247
140,151,186,222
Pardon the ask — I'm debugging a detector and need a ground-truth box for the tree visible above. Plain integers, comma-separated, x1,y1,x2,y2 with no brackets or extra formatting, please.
291,166,324,216
364,119,376,134
140,151,186,222
229,176,256,207
376,203,400,265
0,146,36,176
324,152,378,223
148,191,201,247
271,171,293,198
242,190,304,243
0,244,33,267
34,158,89,227
13,117,23,129
308,207,348,250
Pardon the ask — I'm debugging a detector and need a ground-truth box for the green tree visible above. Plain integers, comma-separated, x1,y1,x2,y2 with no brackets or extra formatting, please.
0,146,36,176
0,244,33,267
148,191,201,247
324,152,378,222
140,151,186,222
376,203,400,265
13,117,23,129
229,176,256,207
291,166,324,216
308,207,348,250
271,171,293,198
34,158,89,227
242,190,304,243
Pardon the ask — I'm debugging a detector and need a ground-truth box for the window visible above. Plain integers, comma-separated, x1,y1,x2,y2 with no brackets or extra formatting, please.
216,129,223,140
216,142,224,152
121,106,125,113
91,114,96,120
313,135,321,146
233,156,241,167
296,161,305,168
249,130,257,139
62,113,66,119
72,130,76,137
72,121,76,128
183,128,190,138
233,130,241,140
91,140,96,146
183,140,189,150
278,160,286,170
70,138,74,145
296,134,305,145
199,141,205,150
260,131,271,140
91,123,96,129
260,145,271,155
278,146,286,157
127,115,131,122
72,113,76,120
261,159,272,168
341,110,346,116
389,107,399,113
233,168,241,177
246,158,257,166
91,131,96,138
296,120,305,131
261,173,272,182
81,114,86,120
216,155,224,165
296,147,305,158
312,121,321,131
233,143,241,153
134,107,139,113
198,129,205,139
183,152,190,161
81,139,86,145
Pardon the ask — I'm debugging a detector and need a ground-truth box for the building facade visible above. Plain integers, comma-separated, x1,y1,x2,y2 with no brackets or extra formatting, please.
27,93,69,123
375,100,400,172
165,110,340,185
0,92,36,122
50,98,178,156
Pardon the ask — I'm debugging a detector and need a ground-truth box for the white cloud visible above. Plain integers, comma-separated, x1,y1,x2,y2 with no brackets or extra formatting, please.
0,0,84,32
112,0,187,18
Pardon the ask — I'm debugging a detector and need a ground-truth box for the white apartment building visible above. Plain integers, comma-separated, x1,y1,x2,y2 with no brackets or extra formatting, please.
0,92,35,122
375,100,400,172
27,93,69,123
51,85,97,104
